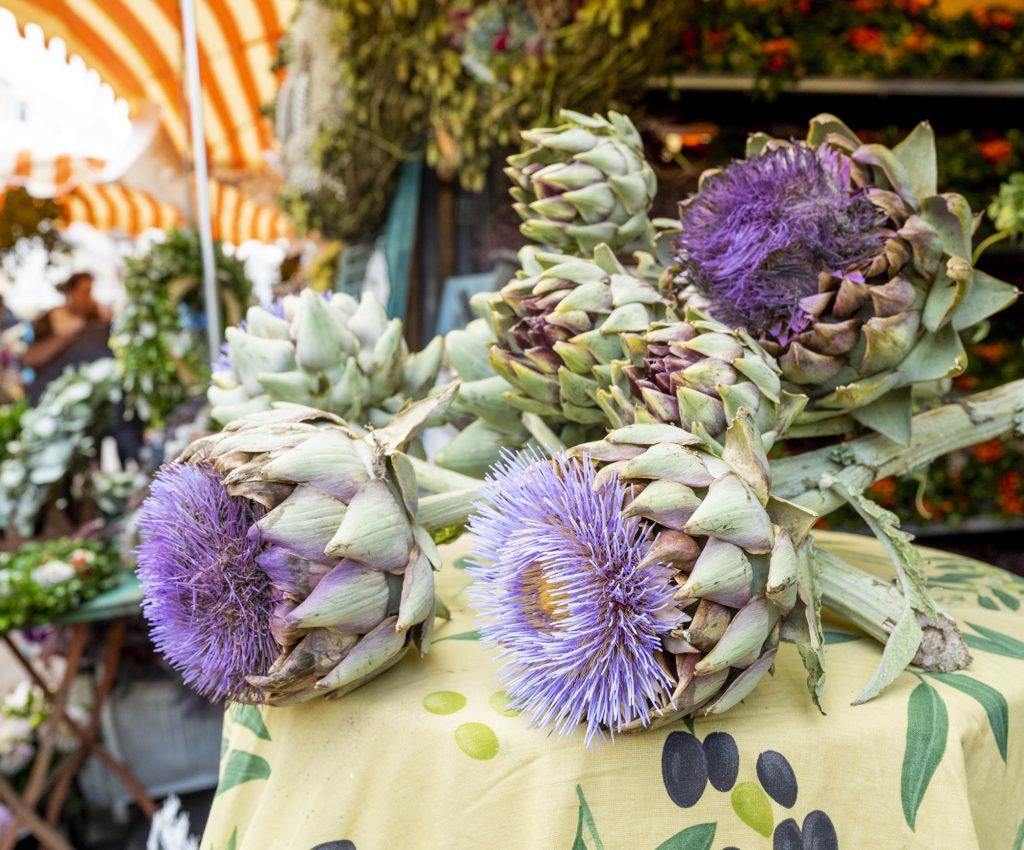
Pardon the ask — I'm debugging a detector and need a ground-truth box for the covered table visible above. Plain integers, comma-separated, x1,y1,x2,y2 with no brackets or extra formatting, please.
203,531,1024,850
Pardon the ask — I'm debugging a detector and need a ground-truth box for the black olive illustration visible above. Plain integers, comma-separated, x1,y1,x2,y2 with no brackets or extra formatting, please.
703,731,739,792
661,731,708,808
757,750,798,808
310,842,355,850
802,811,838,850
773,818,802,850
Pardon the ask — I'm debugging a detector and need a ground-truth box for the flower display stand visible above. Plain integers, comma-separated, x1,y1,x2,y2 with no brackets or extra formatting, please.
202,532,1024,850
0,577,156,849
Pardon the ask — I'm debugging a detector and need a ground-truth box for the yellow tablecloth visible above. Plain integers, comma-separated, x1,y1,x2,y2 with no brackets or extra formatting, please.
202,531,1024,850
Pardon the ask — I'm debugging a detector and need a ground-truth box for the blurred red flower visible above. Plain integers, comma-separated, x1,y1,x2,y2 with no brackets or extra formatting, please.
975,438,1005,463
978,138,1013,164
850,26,885,53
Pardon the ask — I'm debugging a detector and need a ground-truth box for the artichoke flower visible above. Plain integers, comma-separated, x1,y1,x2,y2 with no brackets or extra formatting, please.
507,109,657,255
136,390,456,706
676,115,1018,443
467,413,820,741
209,289,443,428
477,243,672,431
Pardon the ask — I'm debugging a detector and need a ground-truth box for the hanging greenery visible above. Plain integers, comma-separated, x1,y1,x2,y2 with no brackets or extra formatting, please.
110,229,252,427
0,187,68,276
275,0,688,243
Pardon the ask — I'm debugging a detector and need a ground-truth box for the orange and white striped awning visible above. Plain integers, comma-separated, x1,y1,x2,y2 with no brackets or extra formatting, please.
209,179,293,244
5,0,294,172
44,178,290,242
60,182,184,235
0,150,108,197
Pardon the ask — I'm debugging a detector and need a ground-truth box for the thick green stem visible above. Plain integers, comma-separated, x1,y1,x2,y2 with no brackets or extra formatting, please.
771,378,1024,515
815,548,970,672
416,487,482,533
406,456,482,494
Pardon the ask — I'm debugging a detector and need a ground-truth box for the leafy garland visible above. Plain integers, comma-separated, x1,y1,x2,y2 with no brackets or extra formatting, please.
110,229,252,427
0,538,122,633
277,0,687,243
677,0,1024,95
0,359,122,537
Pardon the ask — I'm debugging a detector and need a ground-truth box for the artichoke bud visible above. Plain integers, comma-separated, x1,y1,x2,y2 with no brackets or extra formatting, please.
211,290,440,429
293,289,346,372
508,110,657,256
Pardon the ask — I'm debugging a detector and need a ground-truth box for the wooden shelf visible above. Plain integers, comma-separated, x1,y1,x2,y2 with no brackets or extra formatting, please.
651,73,1024,99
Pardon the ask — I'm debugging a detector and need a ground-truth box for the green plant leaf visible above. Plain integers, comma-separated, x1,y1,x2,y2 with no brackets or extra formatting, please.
992,588,1021,611
435,630,481,642
231,704,272,741
655,823,717,850
1014,818,1024,850
964,623,1024,660
226,829,237,850
731,781,773,837
978,595,998,611
824,630,862,645
928,673,1008,761
216,750,272,798
571,785,605,850
901,682,948,830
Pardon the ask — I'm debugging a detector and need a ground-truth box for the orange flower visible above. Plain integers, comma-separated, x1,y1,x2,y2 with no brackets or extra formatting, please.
902,26,933,53
975,438,1005,463
978,138,1013,165
849,26,885,53
975,341,1010,363
851,0,883,12
868,477,897,507
762,37,796,54
998,472,1024,514
968,39,985,57
954,374,979,391
894,0,934,12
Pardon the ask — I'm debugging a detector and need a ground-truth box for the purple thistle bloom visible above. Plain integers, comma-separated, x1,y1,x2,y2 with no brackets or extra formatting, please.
677,144,886,339
136,463,277,702
467,450,681,745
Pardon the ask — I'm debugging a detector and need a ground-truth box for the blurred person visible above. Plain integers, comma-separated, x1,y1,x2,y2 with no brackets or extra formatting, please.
23,271,112,403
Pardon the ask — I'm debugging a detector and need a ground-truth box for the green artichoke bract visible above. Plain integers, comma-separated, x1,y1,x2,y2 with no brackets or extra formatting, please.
173,390,456,706
208,290,443,427
477,243,671,432
507,109,657,255
566,413,821,726
677,114,1019,444
598,307,808,446
436,315,533,478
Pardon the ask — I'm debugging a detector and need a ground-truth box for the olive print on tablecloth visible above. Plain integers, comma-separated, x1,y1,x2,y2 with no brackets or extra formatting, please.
659,731,838,850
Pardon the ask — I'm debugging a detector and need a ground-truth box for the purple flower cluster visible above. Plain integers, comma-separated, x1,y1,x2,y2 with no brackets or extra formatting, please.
677,144,886,339
136,463,277,702
467,450,681,745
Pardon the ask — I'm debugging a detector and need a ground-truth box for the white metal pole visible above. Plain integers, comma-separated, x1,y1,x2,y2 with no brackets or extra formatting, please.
179,0,222,360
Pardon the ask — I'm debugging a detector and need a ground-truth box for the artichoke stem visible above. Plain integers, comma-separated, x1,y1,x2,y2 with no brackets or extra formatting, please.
406,455,483,494
772,378,1024,514
815,548,970,672
416,487,483,533
521,413,566,456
